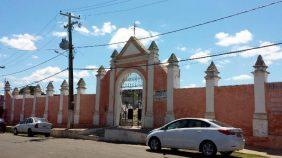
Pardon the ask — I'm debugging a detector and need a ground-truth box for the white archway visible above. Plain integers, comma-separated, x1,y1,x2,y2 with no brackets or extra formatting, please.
114,68,146,127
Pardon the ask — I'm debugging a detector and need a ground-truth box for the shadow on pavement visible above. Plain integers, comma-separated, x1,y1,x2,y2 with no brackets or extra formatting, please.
146,149,243,158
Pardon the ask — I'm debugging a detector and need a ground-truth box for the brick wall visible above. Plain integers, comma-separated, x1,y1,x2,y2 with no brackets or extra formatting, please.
214,85,254,136
174,87,206,119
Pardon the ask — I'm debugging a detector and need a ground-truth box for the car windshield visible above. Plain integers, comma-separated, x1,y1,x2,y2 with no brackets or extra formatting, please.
210,120,232,127
34,118,47,123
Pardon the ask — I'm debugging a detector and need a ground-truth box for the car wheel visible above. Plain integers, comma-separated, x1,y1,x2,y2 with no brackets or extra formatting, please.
149,137,161,152
13,128,18,135
220,151,233,157
200,141,217,157
45,133,50,137
27,129,33,137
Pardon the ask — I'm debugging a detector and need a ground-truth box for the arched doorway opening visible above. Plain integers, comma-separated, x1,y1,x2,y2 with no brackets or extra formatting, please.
114,69,146,127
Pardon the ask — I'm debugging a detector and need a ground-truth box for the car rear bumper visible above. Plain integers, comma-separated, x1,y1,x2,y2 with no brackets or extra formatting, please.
217,138,245,152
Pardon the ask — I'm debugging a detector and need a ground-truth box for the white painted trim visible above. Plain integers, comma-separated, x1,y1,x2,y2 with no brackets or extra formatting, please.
107,69,115,126
10,96,15,122
94,75,102,126
253,72,267,113
145,61,154,128
166,65,179,123
57,91,66,124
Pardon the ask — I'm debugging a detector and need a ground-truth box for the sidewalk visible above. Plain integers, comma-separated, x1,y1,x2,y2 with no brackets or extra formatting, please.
238,146,282,158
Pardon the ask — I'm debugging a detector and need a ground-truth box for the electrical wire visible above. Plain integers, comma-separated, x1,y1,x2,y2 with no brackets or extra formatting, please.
70,0,133,12
17,68,68,89
73,42,282,70
1,54,63,77
82,0,169,17
75,0,282,48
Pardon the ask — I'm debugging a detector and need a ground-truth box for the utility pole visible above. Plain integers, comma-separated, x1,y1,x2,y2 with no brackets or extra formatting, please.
59,11,80,129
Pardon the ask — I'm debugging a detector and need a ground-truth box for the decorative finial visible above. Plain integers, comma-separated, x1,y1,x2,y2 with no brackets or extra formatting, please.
168,53,179,63
12,87,19,96
34,84,41,96
111,49,118,58
205,61,220,79
77,78,86,89
206,61,219,73
97,65,106,75
148,41,159,52
4,81,10,91
47,82,54,91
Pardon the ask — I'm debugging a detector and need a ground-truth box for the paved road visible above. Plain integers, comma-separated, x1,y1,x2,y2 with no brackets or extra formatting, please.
0,133,261,158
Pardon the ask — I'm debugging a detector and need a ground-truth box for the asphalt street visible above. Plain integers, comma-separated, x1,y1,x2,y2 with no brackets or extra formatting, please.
0,133,261,158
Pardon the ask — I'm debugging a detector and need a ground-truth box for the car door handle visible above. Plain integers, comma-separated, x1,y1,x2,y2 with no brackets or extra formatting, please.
197,130,201,133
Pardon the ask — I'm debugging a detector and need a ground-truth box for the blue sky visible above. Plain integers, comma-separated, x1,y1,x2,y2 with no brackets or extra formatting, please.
0,0,282,94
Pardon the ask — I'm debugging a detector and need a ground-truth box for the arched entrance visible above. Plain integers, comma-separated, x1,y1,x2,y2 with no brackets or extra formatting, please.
114,69,146,127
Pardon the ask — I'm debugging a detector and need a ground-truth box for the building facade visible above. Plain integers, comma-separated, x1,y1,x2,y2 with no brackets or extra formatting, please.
3,37,282,149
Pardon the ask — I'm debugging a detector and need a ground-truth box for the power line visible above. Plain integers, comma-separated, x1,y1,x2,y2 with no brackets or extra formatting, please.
66,0,119,12
83,0,169,17
74,42,282,70
17,68,68,89
75,0,282,48
70,0,133,12
1,54,63,77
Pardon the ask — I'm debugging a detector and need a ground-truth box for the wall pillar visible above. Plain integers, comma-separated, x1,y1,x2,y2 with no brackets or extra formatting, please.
11,88,19,123
4,81,11,121
44,82,54,119
32,84,41,117
21,86,30,121
93,66,106,126
107,51,117,126
252,55,269,137
204,61,220,119
57,80,68,124
74,78,86,125
165,53,180,123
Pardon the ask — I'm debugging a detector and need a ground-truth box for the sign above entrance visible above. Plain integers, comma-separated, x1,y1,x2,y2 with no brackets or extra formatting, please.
121,73,143,89
154,90,167,101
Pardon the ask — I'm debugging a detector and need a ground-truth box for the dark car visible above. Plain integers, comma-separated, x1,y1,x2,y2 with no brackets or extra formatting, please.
0,118,6,133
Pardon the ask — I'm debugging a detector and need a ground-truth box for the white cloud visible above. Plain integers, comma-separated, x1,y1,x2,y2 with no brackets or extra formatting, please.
109,26,159,49
226,74,252,81
185,64,190,69
93,22,116,36
189,50,211,64
22,66,68,83
31,55,39,60
75,26,90,35
183,84,197,88
0,34,39,51
234,41,282,65
18,65,100,87
52,31,67,37
176,46,187,52
215,30,253,47
217,59,230,68
135,21,141,25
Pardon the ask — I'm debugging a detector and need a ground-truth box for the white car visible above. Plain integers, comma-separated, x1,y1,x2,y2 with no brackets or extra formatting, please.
146,118,245,157
13,117,52,137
